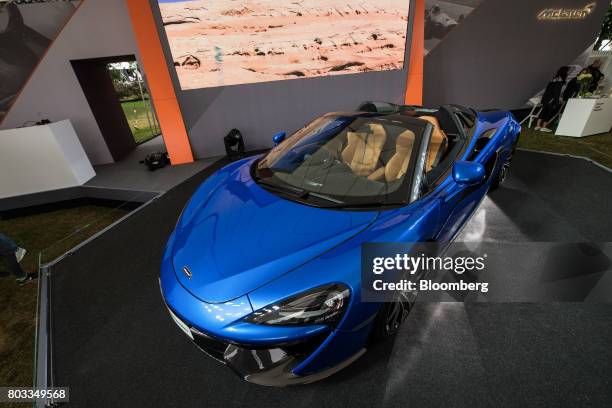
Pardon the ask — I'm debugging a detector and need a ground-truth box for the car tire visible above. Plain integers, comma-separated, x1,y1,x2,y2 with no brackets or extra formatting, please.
369,294,413,342
490,145,515,191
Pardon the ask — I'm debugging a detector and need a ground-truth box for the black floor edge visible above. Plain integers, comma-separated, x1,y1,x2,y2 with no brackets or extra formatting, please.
34,155,234,407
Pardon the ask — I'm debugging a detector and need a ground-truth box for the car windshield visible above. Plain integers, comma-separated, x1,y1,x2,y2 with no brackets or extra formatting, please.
253,114,426,208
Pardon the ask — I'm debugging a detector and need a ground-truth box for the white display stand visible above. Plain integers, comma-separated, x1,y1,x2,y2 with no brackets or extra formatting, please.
556,98,612,137
0,120,95,199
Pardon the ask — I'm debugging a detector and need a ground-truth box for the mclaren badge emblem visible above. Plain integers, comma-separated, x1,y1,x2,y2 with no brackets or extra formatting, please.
182,266,193,279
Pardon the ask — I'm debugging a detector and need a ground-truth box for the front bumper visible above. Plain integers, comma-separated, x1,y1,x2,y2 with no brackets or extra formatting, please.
162,281,365,386
159,234,371,385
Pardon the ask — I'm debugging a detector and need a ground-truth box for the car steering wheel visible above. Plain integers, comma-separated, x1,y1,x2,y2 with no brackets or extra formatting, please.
308,147,340,170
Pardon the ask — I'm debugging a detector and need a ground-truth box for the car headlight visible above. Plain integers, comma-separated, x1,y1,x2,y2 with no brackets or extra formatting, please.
245,284,350,326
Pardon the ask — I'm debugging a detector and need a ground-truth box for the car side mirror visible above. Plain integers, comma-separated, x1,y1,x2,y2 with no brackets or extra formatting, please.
272,131,286,146
452,161,485,186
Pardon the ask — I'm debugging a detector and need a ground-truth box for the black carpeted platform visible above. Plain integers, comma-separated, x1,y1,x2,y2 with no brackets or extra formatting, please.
49,151,612,407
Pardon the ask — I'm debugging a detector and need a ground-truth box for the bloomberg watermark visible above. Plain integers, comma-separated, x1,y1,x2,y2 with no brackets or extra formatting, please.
361,242,612,303
371,251,489,293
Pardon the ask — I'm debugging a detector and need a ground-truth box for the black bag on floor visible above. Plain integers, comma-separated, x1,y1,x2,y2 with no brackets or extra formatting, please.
224,128,245,161
140,151,170,171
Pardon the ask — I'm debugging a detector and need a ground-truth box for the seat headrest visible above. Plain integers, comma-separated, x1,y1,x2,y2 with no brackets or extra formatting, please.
396,129,415,148
367,123,386,138
420,116,447,143
419,116,439,125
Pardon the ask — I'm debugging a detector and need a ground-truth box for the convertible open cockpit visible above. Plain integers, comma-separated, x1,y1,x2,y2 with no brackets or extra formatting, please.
253,103,475,208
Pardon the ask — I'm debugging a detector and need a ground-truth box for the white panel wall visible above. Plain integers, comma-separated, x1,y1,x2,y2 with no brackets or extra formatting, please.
0,0,142,165
0,120,95,198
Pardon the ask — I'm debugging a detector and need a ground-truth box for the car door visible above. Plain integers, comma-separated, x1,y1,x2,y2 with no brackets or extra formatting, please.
433,170,490,242
434,127,498,242
423,109,492,243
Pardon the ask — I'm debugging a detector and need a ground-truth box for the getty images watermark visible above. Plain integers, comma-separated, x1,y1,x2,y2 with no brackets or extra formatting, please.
361,242,491,302
361,242,612,303
371,251,489,293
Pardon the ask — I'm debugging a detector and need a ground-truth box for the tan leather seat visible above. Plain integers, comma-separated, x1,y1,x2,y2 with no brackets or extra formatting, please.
420,116,448,171
368,129,416,182
341,123,387,177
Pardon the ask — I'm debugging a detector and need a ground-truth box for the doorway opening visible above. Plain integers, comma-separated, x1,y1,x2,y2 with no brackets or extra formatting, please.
72,55,167,163
106,61,160,145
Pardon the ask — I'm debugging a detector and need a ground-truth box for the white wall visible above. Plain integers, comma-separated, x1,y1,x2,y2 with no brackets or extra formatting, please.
0,120,95,198
0,0,141,165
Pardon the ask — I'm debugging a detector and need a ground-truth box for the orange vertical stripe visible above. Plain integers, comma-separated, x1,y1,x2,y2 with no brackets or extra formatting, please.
126,0,194,164
405,0,424,105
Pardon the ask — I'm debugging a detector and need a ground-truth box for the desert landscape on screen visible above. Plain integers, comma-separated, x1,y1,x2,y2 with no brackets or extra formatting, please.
159,0,410,90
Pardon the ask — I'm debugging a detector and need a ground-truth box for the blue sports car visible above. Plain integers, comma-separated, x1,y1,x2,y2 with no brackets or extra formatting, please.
160,102,521,385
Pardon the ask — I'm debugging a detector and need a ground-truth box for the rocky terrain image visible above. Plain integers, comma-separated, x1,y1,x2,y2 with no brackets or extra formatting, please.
159,0,410,89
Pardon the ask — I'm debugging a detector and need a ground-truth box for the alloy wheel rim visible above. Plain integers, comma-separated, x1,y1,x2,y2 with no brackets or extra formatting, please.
499,150,514,184
385,302,404,335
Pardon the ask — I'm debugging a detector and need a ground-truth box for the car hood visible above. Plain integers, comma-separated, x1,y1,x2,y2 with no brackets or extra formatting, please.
172,160,378,303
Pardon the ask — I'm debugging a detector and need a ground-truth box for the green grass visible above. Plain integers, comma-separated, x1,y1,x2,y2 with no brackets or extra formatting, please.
517,127,612,168
0,205,129,390
121,99,160,144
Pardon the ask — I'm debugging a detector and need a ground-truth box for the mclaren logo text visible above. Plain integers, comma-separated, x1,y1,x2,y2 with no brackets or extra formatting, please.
538,2,595,20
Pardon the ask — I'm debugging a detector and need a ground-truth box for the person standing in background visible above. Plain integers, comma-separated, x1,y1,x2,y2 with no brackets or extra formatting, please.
583,59,605,93
535,66,570,133
0,232,33,285
563,59,605,99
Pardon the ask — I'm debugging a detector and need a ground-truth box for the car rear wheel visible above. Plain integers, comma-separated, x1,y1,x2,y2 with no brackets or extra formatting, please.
490,145,515,191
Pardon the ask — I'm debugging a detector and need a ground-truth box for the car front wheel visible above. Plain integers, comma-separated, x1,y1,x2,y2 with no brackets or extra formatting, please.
369,290,415,341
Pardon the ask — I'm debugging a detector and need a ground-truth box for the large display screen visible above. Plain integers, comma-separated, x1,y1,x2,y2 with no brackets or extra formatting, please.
158,0,410,90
